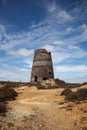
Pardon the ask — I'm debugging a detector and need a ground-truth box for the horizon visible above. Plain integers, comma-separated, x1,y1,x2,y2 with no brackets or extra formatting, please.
0,0,87,83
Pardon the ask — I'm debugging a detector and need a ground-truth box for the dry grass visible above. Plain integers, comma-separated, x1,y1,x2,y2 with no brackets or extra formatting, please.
0,84,87,129
0,87,18,115
65,88,87,101
0,87,18,102
61,89,72,96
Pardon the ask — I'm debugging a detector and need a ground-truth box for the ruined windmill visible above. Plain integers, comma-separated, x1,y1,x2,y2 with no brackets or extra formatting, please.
30,49,54,82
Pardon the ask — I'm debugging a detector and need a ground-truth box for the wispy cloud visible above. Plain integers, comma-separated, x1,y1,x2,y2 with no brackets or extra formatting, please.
59,10,73,21
53,40,64,45
0,24,6,36
24,58,33,68
0,66,30,81
7,48,34,57
35,0,57,13
0,0,87,82
43,44,54,52
54,65,87,83
44,0,57,13
55,65,87,72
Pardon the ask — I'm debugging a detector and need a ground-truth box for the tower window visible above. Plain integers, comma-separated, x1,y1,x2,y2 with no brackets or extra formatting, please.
34,76,37,82
49,72,51,75
43,77,47,80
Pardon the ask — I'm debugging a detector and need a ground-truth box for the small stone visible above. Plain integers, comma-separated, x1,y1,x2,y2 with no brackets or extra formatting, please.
39,124,42,127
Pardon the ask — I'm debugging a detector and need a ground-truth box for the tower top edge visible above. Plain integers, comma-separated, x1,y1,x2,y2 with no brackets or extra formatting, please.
35,49,50,54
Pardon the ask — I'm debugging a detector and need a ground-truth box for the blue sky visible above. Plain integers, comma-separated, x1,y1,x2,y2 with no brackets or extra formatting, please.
0,0,87,83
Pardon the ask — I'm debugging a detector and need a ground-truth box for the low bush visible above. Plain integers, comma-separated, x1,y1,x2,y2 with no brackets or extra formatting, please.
65,92,78,101
0,87,18,102
65,88,87,101
5,82,19,88
61,89,72,96
55,79,81,88
55,78,66,84
82,127,87,130
0,102,7,113
77,89,87,97
0,87,18,115
82,82,87,85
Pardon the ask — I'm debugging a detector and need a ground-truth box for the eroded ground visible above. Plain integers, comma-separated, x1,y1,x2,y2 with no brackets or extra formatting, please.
0,86,87,130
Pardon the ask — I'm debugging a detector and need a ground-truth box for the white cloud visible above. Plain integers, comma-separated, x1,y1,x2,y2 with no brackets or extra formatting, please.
79,25,87,41
0,24,6,36
71,0,87,22
80,23,87,29
0,41,15,51
59,23,87,49
42,44,54,52
54,65,87,83
8,48,34,57
0,1,87,83
37,0,57,13
52,52,70,63
67,44,80,50
66,27,73,32
0,66,30,82
53,40,64,45
46,0,57,13
59,11,73,21
1,63,8,68
24,58,33,68
55,65,87,72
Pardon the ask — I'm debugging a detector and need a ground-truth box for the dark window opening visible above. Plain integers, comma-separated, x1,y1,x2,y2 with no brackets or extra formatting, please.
34,76,37,82
43,77,47,80
49,72,51,75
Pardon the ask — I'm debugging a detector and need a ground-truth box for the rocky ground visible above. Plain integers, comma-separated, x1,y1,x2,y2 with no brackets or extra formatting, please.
0,85,87,130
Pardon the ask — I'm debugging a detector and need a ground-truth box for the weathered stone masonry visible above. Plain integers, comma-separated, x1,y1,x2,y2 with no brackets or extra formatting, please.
30,49,54,82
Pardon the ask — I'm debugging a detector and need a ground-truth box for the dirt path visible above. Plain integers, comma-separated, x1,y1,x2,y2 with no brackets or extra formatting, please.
5,86,82,130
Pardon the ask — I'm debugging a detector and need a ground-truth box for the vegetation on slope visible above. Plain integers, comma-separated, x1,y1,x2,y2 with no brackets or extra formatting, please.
61,88,87,102
65,88,87,101
0,87,18,115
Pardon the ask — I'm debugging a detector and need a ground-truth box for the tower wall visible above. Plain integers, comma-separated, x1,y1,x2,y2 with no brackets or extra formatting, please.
30,49,54,82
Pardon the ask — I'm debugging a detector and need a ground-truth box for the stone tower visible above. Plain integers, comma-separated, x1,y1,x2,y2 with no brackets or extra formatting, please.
30,49,54,82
